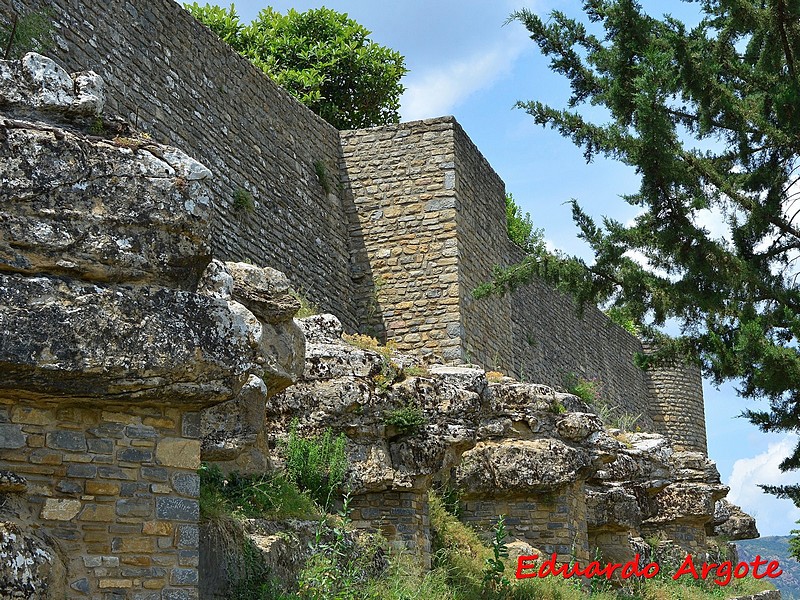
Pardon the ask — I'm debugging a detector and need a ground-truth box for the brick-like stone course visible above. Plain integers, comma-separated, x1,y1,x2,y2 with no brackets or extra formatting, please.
0,399,201,599
9,0,709,455
460,483,590,564
340,118,463,361
349,490,431,568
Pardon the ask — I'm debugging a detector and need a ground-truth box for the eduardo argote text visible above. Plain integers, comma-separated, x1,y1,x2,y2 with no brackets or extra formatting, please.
516,553,782,586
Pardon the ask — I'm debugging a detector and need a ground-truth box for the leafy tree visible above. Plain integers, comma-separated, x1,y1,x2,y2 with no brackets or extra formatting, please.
505,193,546,254
480,0,800,531
185,3,406,129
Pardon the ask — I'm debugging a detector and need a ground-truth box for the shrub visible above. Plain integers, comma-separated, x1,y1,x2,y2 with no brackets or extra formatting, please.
232,187,254,211
0,8,53,60
383,404,427,435
505,193,545,254
482,515,511,596
284,421,348,510
291,290,319,318
485,370,505,383
563,373,602,404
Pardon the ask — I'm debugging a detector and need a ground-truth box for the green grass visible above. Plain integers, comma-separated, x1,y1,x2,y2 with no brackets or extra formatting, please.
199,472,775,600
199,463,319,522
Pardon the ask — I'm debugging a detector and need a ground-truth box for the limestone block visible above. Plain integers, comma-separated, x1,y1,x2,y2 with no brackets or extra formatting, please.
40,498,82,521
0,521,64,599
713,499,759,540
0,274,259,403
296,313,344,344
0,118,212,287
156,438,202,469
0,52,104,116
456,439,593,495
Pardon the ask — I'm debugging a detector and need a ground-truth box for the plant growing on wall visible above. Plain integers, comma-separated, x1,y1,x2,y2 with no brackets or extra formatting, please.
0,6,53,60
505,193,546,255
184,3,407,130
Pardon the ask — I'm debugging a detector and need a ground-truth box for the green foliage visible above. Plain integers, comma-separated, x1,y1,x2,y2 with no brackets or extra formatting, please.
232,188,254,212
314,160,332,195
0,8,53,60
184,3,243,47
563,373,601,404
283,421,348,510
291,290,320,319
500,0,800,511
505,193,545,254
296,494,380,600
198,463,319,521
383,404,427,435
604,306,639,336
185,3,407,129
481,516,511,597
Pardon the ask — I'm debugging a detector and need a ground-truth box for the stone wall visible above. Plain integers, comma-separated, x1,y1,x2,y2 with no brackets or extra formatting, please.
452,122,515,370
8,0,357,328
646,354,707,453
349,490,431,568
340,118,462,361
8,0,710,453
340,118,683,440
1,400,201,599
460,484,590,564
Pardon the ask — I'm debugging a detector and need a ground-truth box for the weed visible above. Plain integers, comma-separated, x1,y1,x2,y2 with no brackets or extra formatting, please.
1,7,53,60
233,187,255,212
402,364,429,378
563,372,602,404
482,515,511,597
291,290,320,318
198,463,319,522
298,493,383,600
314,159,332,194
486,370,505,383
342,332,396,360
89,118,105,135
283,421,348,510
383,404,427,436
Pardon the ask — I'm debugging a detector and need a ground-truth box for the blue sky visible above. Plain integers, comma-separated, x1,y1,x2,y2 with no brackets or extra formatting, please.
217,0,800,537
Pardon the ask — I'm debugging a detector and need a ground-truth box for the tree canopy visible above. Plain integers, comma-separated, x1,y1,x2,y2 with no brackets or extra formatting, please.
479,0,800,508
185,3,407,129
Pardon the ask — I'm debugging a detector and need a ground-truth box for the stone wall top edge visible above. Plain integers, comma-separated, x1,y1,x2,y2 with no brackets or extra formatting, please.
506,243,645,350
166,0,341,140
339,115,458,136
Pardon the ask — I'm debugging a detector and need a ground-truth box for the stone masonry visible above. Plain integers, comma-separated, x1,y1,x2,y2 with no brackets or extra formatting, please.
8,0,709,455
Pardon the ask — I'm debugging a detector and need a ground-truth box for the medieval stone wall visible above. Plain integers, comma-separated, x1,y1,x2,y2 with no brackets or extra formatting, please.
8,0,357,328
340,118,463,362
7,0,710,452
452,122,515,371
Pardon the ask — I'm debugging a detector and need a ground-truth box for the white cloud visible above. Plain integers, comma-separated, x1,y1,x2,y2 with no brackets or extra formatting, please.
400,33,526,121
727,436,800,537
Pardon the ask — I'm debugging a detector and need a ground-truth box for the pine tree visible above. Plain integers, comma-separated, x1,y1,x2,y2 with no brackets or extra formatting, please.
481,0,800,521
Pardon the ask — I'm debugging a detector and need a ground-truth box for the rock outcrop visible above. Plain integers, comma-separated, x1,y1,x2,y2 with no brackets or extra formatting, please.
0,54,303,599
262,314,755,569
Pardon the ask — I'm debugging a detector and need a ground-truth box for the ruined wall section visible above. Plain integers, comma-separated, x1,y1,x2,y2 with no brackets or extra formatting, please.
12,0,356,327
340,118,462,362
